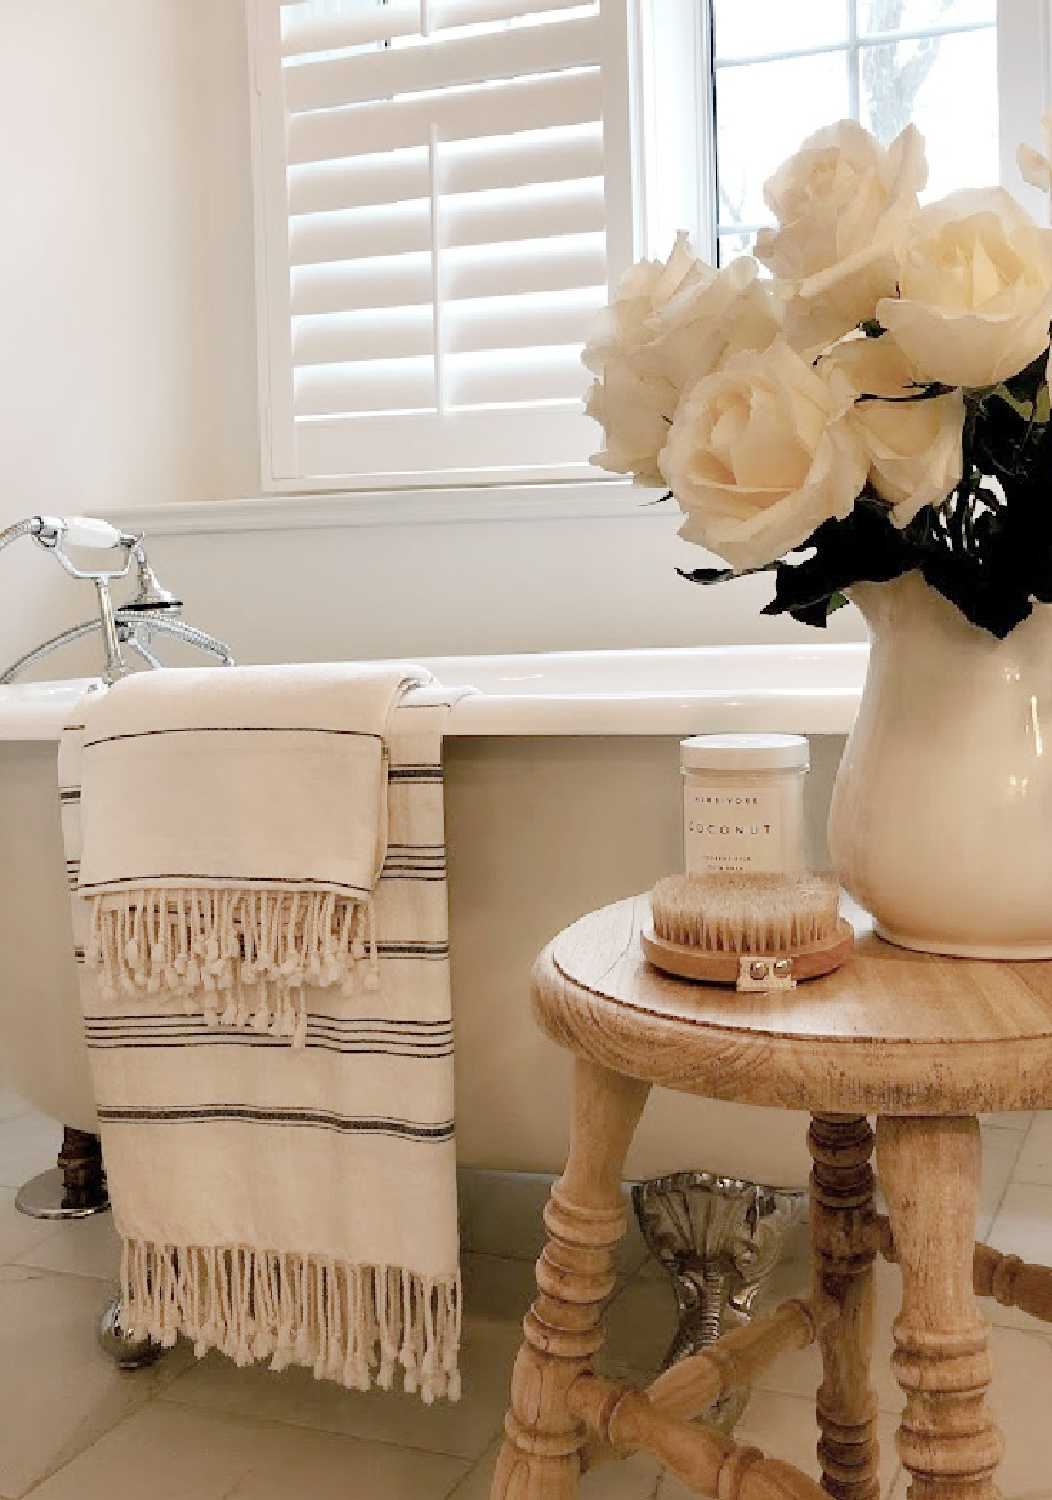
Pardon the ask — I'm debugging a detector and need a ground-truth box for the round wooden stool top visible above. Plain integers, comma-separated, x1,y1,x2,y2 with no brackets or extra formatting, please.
531,894,1052,1116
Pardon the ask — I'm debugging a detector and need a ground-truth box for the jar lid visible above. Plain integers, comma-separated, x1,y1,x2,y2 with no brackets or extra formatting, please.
680,733,809,771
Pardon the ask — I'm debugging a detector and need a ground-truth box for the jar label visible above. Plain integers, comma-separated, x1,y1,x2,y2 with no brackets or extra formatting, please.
684,787,783,874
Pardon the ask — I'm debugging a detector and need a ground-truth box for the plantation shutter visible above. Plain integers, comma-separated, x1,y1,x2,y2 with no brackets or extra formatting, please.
249,0,637,489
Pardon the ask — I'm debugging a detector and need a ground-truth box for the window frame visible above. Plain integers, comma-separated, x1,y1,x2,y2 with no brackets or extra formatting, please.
653,0,1052,268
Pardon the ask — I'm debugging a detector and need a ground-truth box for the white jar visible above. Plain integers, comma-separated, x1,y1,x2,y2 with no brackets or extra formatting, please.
681,734,809,876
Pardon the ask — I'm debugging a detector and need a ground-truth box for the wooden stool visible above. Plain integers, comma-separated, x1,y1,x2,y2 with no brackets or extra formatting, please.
491,895,1052,1500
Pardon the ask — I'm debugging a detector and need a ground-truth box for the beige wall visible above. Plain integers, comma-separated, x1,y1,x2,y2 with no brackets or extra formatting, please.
0,0,258,517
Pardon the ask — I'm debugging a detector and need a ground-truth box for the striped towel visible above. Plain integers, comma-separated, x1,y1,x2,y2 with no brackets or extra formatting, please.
58,665,463,1403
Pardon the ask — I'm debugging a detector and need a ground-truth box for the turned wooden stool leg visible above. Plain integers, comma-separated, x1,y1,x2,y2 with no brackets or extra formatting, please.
877,1117,1003,1500
491,1058,651,1500
809,1114,880,1500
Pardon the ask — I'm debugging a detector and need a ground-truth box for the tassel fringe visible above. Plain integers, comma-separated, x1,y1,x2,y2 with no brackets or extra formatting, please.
86,888,380,1045
120,1237,462,1402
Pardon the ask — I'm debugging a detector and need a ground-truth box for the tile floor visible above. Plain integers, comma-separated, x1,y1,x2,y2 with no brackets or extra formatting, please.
0,1093,1048,1499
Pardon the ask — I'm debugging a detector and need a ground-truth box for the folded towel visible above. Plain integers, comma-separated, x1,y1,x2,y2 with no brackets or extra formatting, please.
77,663,426,1047
59,666,463,1402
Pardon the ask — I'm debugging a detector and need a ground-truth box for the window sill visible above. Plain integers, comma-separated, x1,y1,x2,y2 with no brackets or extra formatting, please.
100,480,674,537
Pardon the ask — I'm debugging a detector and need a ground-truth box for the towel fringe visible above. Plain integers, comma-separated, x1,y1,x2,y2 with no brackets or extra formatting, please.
119,1238,461,1400
86,888,380,1045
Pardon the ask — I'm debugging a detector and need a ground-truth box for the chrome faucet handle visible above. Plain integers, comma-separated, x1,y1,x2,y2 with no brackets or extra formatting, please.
35,516,138,587
31,520,140,684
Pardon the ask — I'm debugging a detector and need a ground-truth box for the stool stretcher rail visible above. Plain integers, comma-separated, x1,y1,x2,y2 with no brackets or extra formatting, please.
568,1372,830,1500
579,1295,834,1473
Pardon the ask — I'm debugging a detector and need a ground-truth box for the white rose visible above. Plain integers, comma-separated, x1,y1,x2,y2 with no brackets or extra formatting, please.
582,233,707,484
583,362,677,487
582,236,784,485
876,189,1052,388
782,247,903,360
658,339,869,571
633,254,784,391
582,231,703,373
756,121,927,353
823,335,965,526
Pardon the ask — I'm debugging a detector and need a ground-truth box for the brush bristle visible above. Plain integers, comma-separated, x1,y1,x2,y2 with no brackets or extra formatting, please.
650,872,840,953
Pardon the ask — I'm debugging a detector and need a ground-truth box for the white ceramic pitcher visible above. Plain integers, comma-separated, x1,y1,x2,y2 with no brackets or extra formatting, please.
828,570,1052,957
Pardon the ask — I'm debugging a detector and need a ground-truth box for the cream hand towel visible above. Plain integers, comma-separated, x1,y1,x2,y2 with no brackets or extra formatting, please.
77,663,425,1047
60,667,463,1402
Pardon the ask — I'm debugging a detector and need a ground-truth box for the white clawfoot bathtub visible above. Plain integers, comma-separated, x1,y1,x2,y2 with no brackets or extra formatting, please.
0,645,866,1187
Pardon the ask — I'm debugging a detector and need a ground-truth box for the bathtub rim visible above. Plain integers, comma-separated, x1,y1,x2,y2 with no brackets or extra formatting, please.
0,643,868,740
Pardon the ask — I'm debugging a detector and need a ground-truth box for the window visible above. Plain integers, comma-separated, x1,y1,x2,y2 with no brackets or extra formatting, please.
248,0,1052,494
713,0,1000,263
247,0,638,490
654,0,1050,267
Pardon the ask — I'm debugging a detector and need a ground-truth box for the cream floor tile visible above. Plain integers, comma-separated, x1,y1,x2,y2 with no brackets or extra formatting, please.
984,1181,1052,1334
988,1323,1052,1499
751,1219,812,1307
459,1249,544,1324
441,1438,504,1500
27,1399,469,1500
14,1206,120,1281
0,1110,62,1190
986,1180,1052,1262
1008,1112,1052,1186
601,1270,679,1381
458,1169,551,1262
0,1087,29,1123
978,1122,1028,1241
0,1187,60,1266
458,1168,648,1278
0,1264,175,1499
980,1112,1034,1135
159,1256,535,1464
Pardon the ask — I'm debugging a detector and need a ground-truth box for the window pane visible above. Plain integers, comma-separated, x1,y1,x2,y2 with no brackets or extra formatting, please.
716,51,850,231
859,0,995,35
717,228,758,267
713,0,846,58
859,27,998,195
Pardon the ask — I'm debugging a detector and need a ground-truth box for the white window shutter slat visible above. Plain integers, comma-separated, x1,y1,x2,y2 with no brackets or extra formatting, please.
250,0,637,489
293,306,435,366
445,237,607,300
290,203,433,268
284,14,601,113
288,71,604,165
289,150,431,218
431,0,590,28
292,257,434,317
280,0,420,57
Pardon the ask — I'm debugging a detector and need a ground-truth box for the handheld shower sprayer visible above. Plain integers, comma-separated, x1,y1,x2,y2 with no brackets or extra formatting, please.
0,514,233,684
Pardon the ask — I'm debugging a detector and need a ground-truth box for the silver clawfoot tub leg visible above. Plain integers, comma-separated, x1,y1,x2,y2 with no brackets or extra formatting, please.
15,1126,110,1219
631,1171,808,1431
97,1294,165,1370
